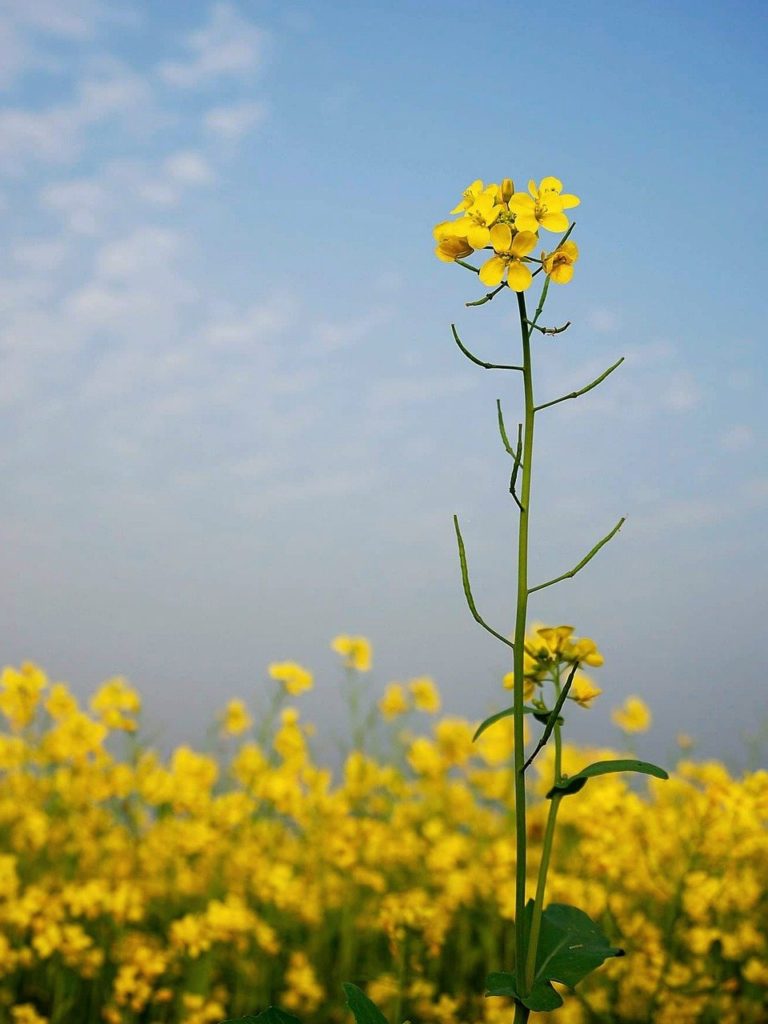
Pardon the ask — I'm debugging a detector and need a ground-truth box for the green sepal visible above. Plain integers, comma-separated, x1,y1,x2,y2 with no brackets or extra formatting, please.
486,903,624,1012
342,983,390,1024
473,705,539,742
220,1009,302,1024
547,758,669,798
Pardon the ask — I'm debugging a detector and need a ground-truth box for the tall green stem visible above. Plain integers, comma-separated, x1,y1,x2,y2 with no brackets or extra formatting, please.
512,291,535,1009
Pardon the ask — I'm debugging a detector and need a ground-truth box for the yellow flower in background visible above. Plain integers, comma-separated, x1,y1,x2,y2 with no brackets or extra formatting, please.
543,240,579,284
435,718,474,766
409,676,441,714
568,672,602,708
0,663,48,731
379,683,409,721
44,683,78,720
433,221,473,263
268,661,314,695
452,189,505,249
612,696,652,733
11,1006,48,1024
536,625,575,655
331,635,372,672
221,699,252,737
478,226,538,291
503,671,536,701
90,677,141,732
562,635,604,667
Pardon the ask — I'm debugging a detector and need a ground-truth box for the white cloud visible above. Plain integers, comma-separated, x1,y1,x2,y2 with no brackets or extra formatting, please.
0,62,152,175
11,238,69,272
309,308,391,354
158,3,266,88
203,100,267,140
162,150,215,186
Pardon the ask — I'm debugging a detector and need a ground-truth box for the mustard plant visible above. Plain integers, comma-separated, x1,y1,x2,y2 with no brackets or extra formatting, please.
221,176,668,1024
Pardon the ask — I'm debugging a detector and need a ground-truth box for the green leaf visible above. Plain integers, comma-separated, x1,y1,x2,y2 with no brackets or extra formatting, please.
221,1010,302,1024
486,903,623,1012
547,758,669,798
343,983,390,1024
473,704,538,742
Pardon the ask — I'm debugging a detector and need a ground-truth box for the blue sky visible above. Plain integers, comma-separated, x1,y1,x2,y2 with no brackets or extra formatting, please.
0,0,766,766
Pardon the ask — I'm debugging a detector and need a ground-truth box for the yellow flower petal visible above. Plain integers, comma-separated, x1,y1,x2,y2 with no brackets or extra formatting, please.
506,261,532,292
510,230,538,257
467,224,491,249
489,222,512,252
550,263,574,284
539,176,563,194
559,193,580,209
528,179,539,198
478,256,506,287
539,211,569,233
508,193,535,214
561,241,579,261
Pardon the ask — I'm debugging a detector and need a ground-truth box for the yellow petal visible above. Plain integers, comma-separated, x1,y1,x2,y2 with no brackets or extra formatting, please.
540,211,569,232
513,214,538,234
539,176,563,194
478,256,506,287
559,193,580,209
561,241,579,261
510,230,538,257
489,222,512,252
527,179,539,199
451,216,473,236
467,224,491,249
506,261,532,292
508,193,535,213
551,263,575,284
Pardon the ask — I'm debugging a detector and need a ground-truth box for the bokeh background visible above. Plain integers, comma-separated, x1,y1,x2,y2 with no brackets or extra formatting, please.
0,0,766,766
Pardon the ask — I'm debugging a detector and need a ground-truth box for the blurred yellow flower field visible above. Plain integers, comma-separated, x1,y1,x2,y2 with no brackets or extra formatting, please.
0,652,765,1024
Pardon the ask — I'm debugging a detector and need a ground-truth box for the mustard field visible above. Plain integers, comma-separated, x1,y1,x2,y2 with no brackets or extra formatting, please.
0,652,765,1024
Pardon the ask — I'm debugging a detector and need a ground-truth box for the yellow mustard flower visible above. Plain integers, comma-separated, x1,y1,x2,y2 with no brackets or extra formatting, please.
508,176,578,234
90,677,141,732
612,696,652,733
409,676,441,714
530,175,580,210
433,220,473,263
0,663,48,731
379,683,409,721
568,672,602,707
268,660,314,695
478,226,538,291
450,178,488,214
452,190,505,249
10,1006,48,1024
543,240,579,284
561,635,604,667
44,682,78,720
497,177,515,204
221,699,252,737
331,634,372,672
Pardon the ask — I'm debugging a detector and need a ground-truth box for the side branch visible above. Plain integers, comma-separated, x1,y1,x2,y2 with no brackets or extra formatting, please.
528,517,626,595
466,283,507,307
453,515,514,650
452,324,523,372
534,356,624,412
527,319,571,337
455,259,480,274
521,662,579,774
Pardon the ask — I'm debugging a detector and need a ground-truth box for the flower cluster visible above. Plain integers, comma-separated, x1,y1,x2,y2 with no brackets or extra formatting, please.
0,646,763,1024
504,624,604,708
433,177,580,291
